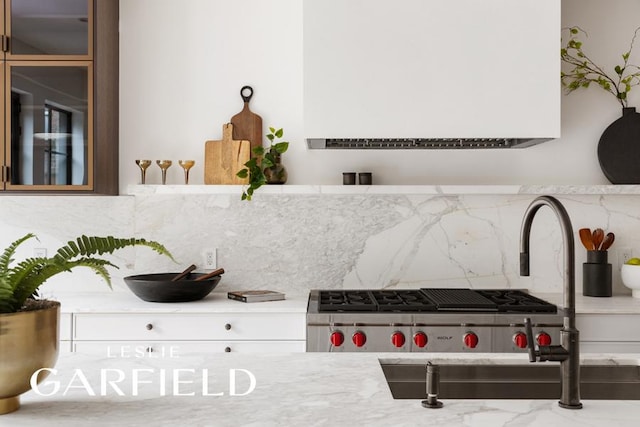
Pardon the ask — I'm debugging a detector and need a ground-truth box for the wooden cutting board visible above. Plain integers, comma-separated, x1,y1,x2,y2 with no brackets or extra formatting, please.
204,123,250,184
230,86,262,157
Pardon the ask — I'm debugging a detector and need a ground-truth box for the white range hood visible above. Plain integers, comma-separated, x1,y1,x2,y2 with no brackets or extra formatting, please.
303,0,560,149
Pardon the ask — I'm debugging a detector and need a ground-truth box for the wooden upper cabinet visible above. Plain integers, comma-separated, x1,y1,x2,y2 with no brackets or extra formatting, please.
6,0,92,59
0,0,118,194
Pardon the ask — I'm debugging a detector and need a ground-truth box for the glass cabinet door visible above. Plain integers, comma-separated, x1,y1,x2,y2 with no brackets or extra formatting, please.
6,62,93,189
6,0,91,59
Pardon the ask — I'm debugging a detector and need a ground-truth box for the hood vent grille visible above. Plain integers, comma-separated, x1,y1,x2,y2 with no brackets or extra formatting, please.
307,137,551,150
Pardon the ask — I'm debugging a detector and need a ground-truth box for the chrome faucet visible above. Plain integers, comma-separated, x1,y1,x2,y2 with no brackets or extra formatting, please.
520,195,582,409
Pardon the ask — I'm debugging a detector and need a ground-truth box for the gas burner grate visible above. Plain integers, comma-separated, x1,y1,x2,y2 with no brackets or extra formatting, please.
475,290,557,313
318,290,377,312
314,289,557,314
370,290,437,312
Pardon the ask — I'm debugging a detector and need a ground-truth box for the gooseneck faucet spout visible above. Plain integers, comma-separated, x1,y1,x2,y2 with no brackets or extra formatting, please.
520,195,582,409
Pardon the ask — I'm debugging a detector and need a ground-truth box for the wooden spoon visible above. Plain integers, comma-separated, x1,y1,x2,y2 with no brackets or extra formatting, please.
592,228,605,251
578,228,594,251
171,264,197,281
600,232,615,251
194,268,225,282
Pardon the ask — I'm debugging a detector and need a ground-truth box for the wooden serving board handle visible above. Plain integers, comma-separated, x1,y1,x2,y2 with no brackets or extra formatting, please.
204,123,250,184
230,86,263,157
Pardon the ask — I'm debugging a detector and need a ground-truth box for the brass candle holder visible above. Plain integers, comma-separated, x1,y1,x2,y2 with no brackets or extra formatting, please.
178,160,195,184
156,160,172,185
135,160,152,184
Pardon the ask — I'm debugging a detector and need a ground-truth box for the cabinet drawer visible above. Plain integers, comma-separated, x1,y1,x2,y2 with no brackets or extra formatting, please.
60,313,72,341
73,313,305,341
73,340,306,355
59,340,73,354
581,341,640,353
577,314,640,341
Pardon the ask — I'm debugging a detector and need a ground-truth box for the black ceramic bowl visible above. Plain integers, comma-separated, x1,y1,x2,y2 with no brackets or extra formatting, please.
124,273,221,303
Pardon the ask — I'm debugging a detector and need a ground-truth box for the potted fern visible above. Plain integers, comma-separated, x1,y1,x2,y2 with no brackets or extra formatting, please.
0,234,174,414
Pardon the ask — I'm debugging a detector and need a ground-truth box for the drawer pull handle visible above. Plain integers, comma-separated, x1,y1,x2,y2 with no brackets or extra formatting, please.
225,346,231,352
146,323,153,330
146,347,154,353
225,323,231,330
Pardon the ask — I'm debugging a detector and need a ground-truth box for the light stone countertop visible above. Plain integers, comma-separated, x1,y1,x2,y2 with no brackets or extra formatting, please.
51,290,309,314
5,352,640,427
50,290,640,315
126,184,640,195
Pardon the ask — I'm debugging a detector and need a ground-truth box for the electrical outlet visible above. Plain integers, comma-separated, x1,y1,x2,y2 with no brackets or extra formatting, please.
202,248,217,270
34,248,47,258
619,247,634,268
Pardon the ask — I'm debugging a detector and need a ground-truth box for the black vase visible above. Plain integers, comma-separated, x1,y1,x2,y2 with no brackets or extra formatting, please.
264,153,288,184
597,107,640,184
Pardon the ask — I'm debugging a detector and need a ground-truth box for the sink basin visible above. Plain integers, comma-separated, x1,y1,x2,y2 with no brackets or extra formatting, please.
380,361,640,400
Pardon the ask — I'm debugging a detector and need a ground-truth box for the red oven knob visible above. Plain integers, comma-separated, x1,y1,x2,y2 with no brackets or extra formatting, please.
413,332,428,348
391,331,406,348
330,331,344,347
463,332,479,349
352,331,367,347
513,332,528,349
537,332,552,346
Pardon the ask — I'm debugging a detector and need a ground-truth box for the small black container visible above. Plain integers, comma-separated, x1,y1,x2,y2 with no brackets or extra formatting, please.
343,172,356,185
583,250,612,297
359,172,372,185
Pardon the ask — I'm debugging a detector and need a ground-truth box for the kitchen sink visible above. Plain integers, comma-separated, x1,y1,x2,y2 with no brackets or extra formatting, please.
379,361,640,400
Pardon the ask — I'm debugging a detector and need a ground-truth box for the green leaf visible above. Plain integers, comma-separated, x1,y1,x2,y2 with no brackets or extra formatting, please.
274,128,284,138
269,127,276,134
274,142,289,154
236,169,248,178
623,52,630,60
615,65,623,75
0,235,174,313
570,27,578,34
262,156,275,168
266,134,274,142
252,147,264,157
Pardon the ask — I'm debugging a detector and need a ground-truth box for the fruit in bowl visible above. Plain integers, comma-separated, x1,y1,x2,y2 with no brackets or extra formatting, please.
621,258,640,298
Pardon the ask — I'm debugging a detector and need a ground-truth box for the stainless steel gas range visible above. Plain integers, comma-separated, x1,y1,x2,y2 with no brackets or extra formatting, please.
306,289,563,353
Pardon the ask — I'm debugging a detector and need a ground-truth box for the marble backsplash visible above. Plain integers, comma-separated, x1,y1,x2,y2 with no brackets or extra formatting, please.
1,187,638,299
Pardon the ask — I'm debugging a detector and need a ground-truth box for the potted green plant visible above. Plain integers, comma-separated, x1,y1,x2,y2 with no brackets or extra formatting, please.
561,26,640,184
561,26,640,107
236,127,289,200
0,234,174,414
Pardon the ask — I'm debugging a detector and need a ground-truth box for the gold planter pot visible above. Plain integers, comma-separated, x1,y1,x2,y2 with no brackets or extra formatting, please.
0,301,60,415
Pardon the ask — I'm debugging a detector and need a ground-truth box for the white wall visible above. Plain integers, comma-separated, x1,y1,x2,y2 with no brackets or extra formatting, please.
119,0,640,192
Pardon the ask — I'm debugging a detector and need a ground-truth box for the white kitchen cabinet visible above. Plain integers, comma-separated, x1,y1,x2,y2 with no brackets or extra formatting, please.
577,314,640,353
73,341,305,355
71,312,305,354
59,312,73,354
